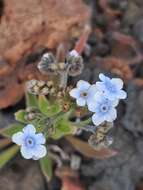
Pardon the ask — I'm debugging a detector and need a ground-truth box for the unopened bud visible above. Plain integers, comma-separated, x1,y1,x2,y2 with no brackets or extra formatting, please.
38,53,56,74
25,113,35,121
41,87,49,95
66,50,84,76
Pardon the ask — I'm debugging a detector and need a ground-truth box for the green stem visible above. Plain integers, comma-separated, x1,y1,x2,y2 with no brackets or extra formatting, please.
70,118,92,128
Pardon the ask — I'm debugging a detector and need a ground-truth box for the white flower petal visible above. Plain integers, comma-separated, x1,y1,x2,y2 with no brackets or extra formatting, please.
88,84,98,97
32,156,39,160
35,133,46,144
112,99,119,107
76,98,86,106
12,132,24,145
88,102,96,112
111,78,123,89
106,108,117,122
95,82,106,92
99,73,109,82
92,113,104,126
69,88,80,98
33,145,47,158
20,146,33,159
23,124,36,135
118,90,127,99
77,80,90,91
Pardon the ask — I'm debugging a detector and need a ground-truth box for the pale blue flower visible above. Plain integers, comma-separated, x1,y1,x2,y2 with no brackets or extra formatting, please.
96,73,127,101
12,124,47,160
69,80,97,106
88,95,118,126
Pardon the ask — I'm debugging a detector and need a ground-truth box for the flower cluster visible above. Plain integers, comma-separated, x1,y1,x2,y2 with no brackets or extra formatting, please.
12,124,47,160
70,73,127,126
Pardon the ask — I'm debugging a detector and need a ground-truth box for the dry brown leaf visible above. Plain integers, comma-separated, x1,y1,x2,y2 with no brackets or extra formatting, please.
65,135,117,159
0,0,91,108
1,0,91,64
75,25,91,54
56,167,85,190
0,138,11,149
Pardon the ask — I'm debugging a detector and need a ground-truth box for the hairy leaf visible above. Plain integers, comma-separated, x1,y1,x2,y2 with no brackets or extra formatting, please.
0,124,24,138
15,110,27,123
0,145,19,169
40,156,53,182
38,95,61,117
38,95,50,115
26,92,38,108
52,118,76,139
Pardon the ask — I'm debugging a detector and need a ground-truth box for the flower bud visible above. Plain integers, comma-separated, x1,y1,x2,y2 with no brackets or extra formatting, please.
38,53,57,74
66,50,84,76
26,80,54,95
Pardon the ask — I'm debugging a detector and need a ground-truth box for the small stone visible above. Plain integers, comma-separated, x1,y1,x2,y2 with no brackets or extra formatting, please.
70,154,81,170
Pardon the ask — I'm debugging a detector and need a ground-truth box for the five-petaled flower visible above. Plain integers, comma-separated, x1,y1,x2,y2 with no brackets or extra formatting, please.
96,73,127,101
69,73,127,126
12,124,47,160
88,95,118,126
69,80,97,106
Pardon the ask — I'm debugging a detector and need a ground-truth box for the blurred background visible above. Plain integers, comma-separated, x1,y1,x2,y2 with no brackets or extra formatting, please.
0,0,143,190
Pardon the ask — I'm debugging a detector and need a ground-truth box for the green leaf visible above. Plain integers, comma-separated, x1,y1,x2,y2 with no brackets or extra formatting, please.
49,103,61,116
40,156,53,182
52,118,76,139
38,95,50,115
38,95,61,117
0,145,19,169
0,124,24,138
15,110,27,124
26,92,38,108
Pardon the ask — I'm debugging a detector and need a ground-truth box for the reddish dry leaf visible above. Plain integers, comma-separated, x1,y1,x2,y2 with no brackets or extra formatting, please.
62,176,85,190
0,0,91,108
65,135,117,159
75,25,91,54
1,0,90,64
56,167,85,190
